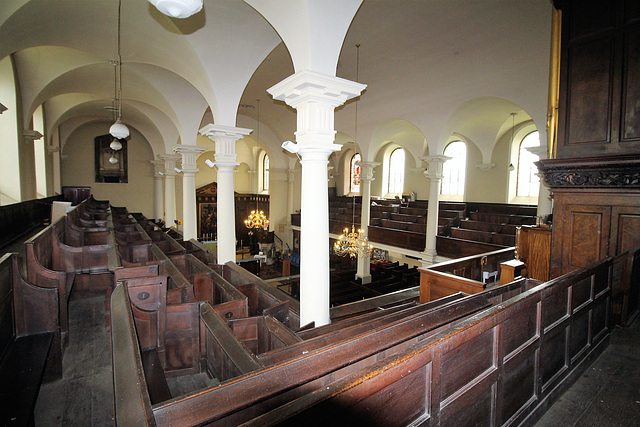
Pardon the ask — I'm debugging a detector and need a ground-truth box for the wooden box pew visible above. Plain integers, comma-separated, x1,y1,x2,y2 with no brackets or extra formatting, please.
147,230,187,256
115,226,154,265
258,293,492,368
115,272,199,379
397,206,427,217
214,262,301,331
419,247,517,302
458,219,503,233
63,207,112,247
150,292,492,426
110,282,168,425
227,313,303,358
169,253,247,319
118,243,196,304
368,226,426,252
199,302,264,383
329,286,419,322
1,253,58,425
237,257,612,427
51,218,118,275
436,235,509,259
389,212,427,224
178,238,217,263
24,219,74,343
330,285,380,307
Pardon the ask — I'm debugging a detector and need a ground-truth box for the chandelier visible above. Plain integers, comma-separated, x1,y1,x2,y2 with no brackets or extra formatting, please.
333,197,373,258
334,225,373,259
109,0,129,140
245,198,269,231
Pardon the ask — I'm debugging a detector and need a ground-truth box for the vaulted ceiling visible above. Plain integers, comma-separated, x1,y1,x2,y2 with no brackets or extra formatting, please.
1,0,553,161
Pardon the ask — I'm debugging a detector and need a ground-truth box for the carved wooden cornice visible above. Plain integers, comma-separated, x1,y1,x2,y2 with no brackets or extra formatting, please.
536,155,640,188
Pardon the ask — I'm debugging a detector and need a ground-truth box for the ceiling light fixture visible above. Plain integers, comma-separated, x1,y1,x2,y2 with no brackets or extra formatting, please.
204,159,215,168
148,0,203,19
109,0,129,140
334,44,373,259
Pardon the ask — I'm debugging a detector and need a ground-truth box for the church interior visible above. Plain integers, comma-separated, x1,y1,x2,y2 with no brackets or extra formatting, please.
1,0,639,426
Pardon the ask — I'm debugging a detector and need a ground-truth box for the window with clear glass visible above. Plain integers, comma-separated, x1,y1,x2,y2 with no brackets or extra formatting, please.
516,131,540,197
262,154,269,191
350,153,361,193
388,148,405,194
441,141,466,196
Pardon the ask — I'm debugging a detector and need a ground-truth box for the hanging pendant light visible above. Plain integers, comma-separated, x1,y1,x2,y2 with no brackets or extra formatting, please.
110,138,122,151
148,0,203,19
109,155,119,164
110,0,129,139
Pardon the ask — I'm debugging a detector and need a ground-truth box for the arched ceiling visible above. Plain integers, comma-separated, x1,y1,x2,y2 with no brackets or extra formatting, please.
1,0,553,161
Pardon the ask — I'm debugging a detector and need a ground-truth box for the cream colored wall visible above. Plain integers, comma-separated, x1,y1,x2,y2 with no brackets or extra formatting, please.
464,135,511,203
61,122,155,217
0,56,22,205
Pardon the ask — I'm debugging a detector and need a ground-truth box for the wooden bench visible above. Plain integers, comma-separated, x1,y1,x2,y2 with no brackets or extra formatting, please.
0,253,56,425
110,282,162,425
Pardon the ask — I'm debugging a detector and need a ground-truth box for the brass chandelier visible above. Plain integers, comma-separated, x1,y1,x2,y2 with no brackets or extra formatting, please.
333,197,373,258
244,204,269,231
333,45,373,259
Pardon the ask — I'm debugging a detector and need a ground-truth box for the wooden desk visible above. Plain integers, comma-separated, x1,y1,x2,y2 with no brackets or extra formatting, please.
499,259,526,285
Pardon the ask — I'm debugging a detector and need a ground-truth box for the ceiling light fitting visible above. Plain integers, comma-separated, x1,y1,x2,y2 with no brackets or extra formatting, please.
244,198,269,231
148,0,203,19
333,197,373,259
110,0,129,140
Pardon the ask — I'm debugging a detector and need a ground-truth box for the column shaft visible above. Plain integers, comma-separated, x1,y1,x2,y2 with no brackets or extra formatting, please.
268,70,366,327
421,156,449,265
356,162,378,283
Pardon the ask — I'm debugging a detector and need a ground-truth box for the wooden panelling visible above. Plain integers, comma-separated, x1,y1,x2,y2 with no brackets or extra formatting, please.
611,207,640,254
566,207,610,271
566,38,613,146
556,0,640,158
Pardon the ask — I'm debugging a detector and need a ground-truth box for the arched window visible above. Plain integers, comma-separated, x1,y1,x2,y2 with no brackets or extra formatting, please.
262,154,269,192
441,141,466,196
388,148,405,194
350,153,361,193
516,131,540,197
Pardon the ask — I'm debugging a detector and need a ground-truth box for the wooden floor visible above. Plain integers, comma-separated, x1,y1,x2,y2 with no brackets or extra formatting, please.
33,292,216,426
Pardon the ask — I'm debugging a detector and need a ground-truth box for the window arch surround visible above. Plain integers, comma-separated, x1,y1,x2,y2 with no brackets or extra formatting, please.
441,140,467,198
387,148,405,195
516,131,540,198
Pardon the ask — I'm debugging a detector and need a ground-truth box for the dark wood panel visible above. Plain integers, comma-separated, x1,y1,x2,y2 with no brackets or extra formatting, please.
565,206,611,273
566,38,613,146
623,27,640,141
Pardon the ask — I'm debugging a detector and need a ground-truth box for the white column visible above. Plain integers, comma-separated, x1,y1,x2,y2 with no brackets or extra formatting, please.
356,161,379,283
420,156,449,266
269,70,366,327
150,160,165,221
158,154,181,227
174,145,205,241
199,124,252,264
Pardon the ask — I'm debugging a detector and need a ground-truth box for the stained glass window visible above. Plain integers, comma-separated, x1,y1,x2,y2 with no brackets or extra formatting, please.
350,153,361,193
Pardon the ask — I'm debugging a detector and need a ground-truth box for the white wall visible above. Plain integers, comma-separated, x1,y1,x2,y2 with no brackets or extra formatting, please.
61,122,155,217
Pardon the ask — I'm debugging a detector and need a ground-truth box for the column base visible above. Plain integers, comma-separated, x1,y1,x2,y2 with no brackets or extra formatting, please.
420,249,438,267
357,274,372,284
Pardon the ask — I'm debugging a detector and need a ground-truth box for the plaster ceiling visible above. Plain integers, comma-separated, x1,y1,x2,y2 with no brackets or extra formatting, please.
1,0,553,160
